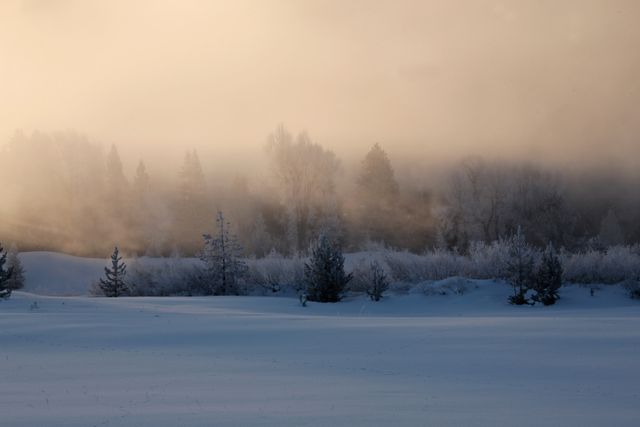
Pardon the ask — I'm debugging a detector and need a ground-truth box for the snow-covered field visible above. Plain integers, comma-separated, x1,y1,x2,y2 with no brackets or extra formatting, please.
2,252,639,426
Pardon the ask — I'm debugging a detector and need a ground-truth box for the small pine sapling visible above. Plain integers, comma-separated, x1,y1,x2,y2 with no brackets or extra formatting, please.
505,227,536,305
533,243,563,305
201,211,248,295
99,247,129,297
366,261,389,302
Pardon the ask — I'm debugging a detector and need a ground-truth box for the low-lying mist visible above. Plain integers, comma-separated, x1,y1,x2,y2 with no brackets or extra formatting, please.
0,127,638,258
1,1,639,256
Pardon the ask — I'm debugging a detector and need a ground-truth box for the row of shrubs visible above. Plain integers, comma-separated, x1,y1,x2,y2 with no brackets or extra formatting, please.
100,239,640,303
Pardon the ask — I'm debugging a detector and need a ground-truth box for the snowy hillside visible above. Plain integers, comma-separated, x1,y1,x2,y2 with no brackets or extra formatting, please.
2,285,639,427
5,251,639,426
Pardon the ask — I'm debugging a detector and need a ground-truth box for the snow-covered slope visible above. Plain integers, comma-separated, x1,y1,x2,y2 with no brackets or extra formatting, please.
6,251,639,426
20,251,106,295
2,287,639,427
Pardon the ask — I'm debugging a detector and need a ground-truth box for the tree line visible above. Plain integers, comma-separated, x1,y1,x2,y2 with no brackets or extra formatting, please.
0,127,638,258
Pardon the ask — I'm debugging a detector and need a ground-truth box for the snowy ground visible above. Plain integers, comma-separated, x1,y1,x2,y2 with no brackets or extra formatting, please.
2,281,639,427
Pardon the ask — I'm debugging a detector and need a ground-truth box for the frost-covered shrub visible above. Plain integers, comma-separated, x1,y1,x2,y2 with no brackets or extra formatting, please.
422,277,471,296
355,260,390,301
348,258,373,293
423,248,466,280
127,257,209,296
383,250,429,283
382,248,466,283
562,246,640,284
466,240,511,279
246,250,305,295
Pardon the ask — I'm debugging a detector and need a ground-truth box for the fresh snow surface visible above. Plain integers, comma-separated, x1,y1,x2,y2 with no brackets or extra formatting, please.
2,282,639,427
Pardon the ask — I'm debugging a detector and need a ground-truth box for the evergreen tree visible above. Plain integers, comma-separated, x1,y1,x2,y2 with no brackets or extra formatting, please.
133,160,150,197
173,150,210,254
357,143,399,200
5,244,25,290
201,211,248,295
0,243,14,299
354,143,402,246
131,160,156,254
533,243,563,305
304,233,353,303
105,144,130,208
99,247,129,297
505,227,536,305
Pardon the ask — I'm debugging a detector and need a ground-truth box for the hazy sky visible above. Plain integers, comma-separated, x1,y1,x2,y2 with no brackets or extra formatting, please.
1,0,639,171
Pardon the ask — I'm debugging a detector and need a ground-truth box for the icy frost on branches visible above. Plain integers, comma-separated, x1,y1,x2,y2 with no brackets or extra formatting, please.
201,212,248,295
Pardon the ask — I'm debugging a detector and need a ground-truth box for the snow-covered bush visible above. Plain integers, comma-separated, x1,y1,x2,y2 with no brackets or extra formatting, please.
562,246,640,284
245,249,305,295
423,248,467,281
127,258,208,296
359,260,390,301
466,240,511,279
422,277,471,296
382,247,465,283
383,250,429,283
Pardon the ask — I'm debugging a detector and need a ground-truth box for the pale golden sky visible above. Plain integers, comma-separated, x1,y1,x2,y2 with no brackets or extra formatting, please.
1,0,639,170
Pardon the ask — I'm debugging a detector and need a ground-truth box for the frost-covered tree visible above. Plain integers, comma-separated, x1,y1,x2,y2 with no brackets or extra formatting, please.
505,227,537,305
365,260,389,302
304,234,352,302
105,145,130,216
99,247,129,297
354,143,400,244
266,125,341,254
0,243,14,299
133,160,150,196
358,143,399,201
5,244,25,290
247,212,273,258
201,211,248,295
172,150,210,254
532,243,562,305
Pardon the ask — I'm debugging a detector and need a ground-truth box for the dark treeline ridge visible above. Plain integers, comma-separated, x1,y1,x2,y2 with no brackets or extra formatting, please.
0,126,638,257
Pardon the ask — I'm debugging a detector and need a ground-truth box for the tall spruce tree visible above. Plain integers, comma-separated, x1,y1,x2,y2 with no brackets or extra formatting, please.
358,143,399,199
100,247,129,297
201,211,248,295
303,233,352,303
355,144,401,246
0,243,14,299
173,150,209,254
